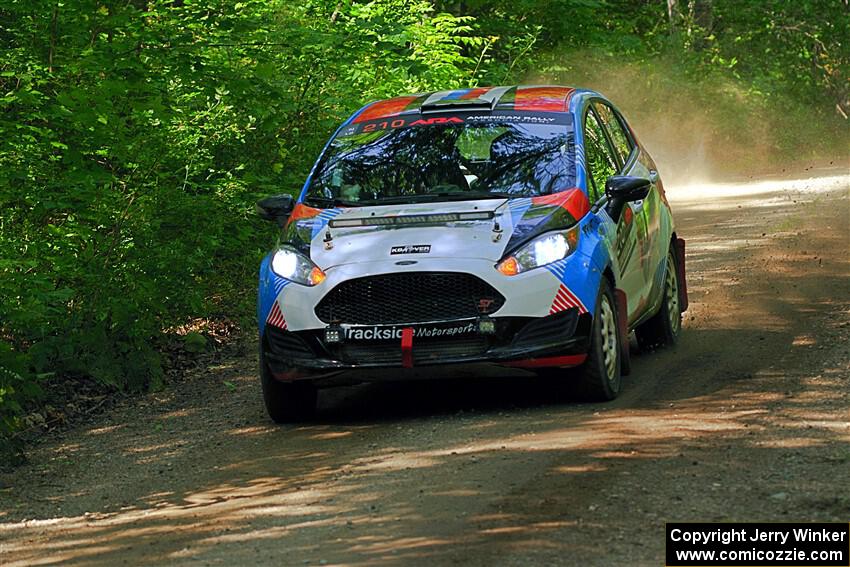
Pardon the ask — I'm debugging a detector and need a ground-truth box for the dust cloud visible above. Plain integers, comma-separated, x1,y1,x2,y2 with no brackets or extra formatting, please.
525,52,850,186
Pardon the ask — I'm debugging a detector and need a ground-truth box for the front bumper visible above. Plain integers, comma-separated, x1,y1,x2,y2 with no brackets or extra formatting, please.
263,308,591,383
261,254,599,333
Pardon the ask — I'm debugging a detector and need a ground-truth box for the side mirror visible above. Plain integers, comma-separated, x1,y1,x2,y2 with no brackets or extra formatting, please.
604,176,650,222
256,194,295,227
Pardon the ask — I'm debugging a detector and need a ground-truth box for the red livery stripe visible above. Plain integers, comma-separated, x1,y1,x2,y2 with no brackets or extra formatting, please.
266,302,287,330
503,354,587,369
354,96,421,123
562,285,588,313
513,86,575,112
459,87,492,99
531,187,590,220
288,203,322,222
550,284,588,314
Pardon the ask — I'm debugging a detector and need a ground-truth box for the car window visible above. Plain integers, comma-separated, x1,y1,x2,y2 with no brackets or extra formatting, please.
583,109,618,202
307,120,576,205
593,102,633,167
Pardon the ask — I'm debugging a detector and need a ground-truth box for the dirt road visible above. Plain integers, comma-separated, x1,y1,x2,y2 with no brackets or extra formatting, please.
1,170,848,566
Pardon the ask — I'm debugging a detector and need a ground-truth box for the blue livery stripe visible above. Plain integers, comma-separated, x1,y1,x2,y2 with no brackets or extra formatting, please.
442,89,470,100
311,208,343,238
507,197,533,228
545,259,569,281
545,259,589,313
273,278,290,297
260,278,291,336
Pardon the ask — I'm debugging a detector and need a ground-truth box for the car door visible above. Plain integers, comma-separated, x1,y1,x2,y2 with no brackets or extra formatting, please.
583,106,644,322
592,101,662,322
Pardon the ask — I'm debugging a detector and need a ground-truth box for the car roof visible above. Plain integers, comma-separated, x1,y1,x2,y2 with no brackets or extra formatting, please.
352,85,599,123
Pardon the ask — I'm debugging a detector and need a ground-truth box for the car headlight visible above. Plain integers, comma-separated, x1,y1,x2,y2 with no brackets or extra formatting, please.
271,246,326,286
496,226,579,276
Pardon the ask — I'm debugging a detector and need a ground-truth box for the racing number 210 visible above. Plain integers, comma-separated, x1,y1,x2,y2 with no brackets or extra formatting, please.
362,119,406,132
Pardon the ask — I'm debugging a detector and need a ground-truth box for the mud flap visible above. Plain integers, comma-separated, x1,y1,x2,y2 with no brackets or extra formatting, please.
675,237,688,313
614,288,631,376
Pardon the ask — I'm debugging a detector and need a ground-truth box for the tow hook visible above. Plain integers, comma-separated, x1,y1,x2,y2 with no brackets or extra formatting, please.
492,220,503,242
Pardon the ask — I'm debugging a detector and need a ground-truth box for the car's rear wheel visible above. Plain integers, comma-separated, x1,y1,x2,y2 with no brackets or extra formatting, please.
260,343,317,423
636,248,682,351
571,278,622,401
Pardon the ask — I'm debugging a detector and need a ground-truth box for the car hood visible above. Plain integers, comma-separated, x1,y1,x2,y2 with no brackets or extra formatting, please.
283,189,592,270
308,199,511,268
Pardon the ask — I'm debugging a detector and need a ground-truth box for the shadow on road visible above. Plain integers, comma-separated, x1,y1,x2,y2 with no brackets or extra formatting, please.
0,175,848,566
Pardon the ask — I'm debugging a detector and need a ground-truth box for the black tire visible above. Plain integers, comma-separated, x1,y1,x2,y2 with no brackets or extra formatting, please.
636,248,683,351
572,278,622,401
260,344,317,423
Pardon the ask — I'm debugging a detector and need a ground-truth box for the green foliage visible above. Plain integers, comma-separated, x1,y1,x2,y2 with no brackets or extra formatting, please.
0,341,41,463
0,0,846,456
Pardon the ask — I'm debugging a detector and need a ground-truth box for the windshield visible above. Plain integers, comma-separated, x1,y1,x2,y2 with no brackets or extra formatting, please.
305,114,575,206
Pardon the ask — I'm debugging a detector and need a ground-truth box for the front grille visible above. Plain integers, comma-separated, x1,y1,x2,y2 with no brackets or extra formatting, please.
341,336,489,365
315,272,504,325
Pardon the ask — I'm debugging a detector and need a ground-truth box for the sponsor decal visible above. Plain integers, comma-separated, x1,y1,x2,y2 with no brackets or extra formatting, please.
331,211,493,228
339,110,572,138
467,110,573,125
341,116,464,136
409,117,464,127
390,244,431,255
465,114,555,124
343,323,477,341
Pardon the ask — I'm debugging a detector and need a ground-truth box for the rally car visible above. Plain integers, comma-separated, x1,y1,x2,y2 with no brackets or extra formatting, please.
256,85,687,422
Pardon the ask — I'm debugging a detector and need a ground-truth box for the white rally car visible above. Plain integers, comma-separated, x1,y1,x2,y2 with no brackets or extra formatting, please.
256,86,687,422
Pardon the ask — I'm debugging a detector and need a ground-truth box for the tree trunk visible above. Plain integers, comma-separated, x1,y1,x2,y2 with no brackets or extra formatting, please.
667,0,680,30
48,5,58,73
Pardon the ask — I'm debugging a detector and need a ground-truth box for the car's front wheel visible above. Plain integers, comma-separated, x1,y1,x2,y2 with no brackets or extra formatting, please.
260,343,317,423
572,278,622,401
636,248,682,351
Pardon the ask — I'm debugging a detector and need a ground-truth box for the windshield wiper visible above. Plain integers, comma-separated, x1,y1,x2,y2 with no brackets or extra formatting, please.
436,190,513,200
361,191,513,205
303,196,362,208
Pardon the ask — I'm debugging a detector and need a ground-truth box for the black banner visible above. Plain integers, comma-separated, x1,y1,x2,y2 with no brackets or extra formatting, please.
666,523,850,566
342,321,477,342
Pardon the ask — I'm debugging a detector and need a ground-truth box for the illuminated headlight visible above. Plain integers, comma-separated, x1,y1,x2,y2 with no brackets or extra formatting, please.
270,245,326,286
496,226,579,276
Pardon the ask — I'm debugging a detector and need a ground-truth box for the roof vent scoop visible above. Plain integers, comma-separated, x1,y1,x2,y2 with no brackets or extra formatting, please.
419,97,498,114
